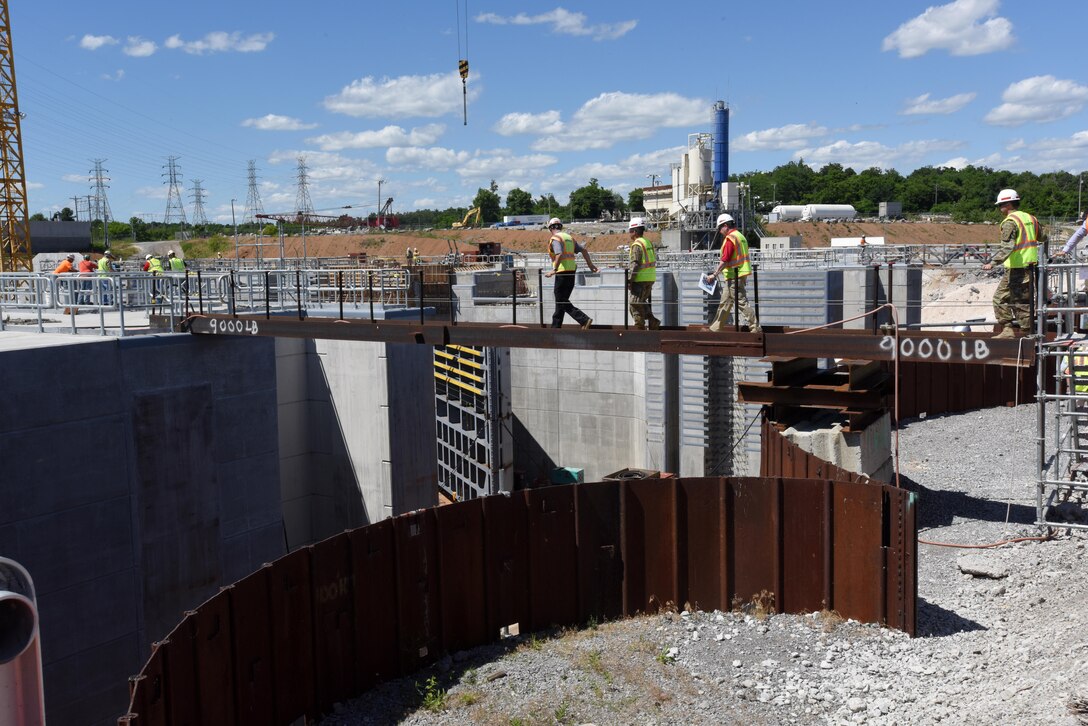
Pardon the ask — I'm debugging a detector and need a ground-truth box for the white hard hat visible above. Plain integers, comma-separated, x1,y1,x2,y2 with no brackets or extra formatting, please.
716,213,735,228
995,188,1019,205
547,217,563,228
167,249,175,255
628,217,645,230
145,254,152,259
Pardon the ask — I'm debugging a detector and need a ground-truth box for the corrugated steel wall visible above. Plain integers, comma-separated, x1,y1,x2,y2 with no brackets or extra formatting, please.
119,475,916,725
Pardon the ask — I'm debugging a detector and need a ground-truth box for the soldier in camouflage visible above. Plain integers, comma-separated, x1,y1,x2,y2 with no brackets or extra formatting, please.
982,189,1046,339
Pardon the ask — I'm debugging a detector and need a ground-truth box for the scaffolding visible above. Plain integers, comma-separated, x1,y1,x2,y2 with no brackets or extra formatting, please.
1036,252,1088,530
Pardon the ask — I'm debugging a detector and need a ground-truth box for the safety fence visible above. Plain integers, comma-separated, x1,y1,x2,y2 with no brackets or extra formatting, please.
119,474,916,725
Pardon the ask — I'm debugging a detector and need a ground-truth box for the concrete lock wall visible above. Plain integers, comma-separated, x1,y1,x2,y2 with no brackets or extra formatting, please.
0,332,284,726
276,335,438,548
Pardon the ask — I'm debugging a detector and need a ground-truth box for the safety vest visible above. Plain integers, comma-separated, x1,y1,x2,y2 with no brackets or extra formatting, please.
97,257,111,274
169,257,185,271
1003,210,1039,269
629,237,657,283
1072,354,1088,394
719,230,752,280
549,233,577,272
147,257,164,274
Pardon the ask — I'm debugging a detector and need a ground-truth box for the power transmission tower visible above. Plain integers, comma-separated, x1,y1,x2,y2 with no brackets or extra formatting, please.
189,179,208,227
0,0,31,271
90,159,113,246
242,159,264,224
294,155,314,214
162,156,188,230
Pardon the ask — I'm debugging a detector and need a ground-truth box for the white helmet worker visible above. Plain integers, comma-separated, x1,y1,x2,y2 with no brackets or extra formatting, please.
145,254,152,260
716,213,735,228
628,217,645,231
995,188,1020,205
167,249,175,256
547,217,563,229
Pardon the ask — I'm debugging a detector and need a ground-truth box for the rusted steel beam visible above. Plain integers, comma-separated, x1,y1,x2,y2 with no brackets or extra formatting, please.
181,314,1033,367
738,381,886,409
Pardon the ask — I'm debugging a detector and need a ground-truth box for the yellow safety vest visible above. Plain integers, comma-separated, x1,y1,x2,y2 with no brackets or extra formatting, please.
630,237,657,283
719,230,752,280
148,258,164,274
169,257,185,272
549,233,577,272
97,258,111,274
1072,354,1088,394
1003,210,1039,269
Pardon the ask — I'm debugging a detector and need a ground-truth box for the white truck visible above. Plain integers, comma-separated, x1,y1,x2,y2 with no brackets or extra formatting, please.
501,214,550,227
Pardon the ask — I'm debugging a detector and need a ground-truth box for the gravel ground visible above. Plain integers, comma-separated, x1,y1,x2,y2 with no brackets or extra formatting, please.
323,404,1088,725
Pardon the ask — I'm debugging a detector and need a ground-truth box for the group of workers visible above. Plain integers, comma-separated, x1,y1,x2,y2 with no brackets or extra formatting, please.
543,214,761,333
50,249,188,308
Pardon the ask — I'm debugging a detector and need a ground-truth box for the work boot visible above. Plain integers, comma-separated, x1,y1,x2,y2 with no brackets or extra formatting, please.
993,328,1016,339
649,319,661,330
749,324,763,334
581,317,593,330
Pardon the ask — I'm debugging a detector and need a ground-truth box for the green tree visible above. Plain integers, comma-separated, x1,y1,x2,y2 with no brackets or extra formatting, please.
534,194,561,218
628,188,645,212
29,212,46,221
472,187,501,224
569,178,620,220
52,207,76,222
505,188,534,215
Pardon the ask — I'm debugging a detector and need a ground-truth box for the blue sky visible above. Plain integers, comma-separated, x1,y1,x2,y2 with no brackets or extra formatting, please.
12,0,1088,224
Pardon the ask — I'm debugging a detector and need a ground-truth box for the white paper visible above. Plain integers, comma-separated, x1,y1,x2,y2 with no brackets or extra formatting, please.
699,273,717,296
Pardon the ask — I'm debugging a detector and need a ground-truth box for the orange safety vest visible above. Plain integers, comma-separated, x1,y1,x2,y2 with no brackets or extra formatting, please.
719,230,752,279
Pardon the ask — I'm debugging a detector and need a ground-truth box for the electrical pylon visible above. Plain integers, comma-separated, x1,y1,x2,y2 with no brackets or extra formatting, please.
162,156,188,227
242,160,264,224
90,159,112,228
189,179,208,227
294,155,314,215
0,0,31,271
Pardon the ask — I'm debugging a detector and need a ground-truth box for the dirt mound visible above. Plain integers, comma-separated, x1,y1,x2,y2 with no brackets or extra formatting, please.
765,221,1001,248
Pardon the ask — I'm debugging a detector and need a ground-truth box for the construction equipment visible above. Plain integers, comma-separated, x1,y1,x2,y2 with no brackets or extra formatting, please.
0,0,32,272
452,207,481,229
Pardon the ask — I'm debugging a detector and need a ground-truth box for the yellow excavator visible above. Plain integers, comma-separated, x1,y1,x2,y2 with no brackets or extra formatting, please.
451,207,481,229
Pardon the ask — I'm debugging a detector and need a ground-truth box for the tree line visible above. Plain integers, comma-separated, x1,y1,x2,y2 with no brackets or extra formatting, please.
741,161,1086,222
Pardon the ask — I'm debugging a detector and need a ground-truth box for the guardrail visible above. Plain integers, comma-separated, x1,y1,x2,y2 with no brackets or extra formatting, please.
118,471,916,725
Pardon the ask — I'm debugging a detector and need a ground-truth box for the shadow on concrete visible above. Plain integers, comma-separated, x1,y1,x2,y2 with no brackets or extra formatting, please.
511,413,557,487
898,473,1035,530
916,597,986,638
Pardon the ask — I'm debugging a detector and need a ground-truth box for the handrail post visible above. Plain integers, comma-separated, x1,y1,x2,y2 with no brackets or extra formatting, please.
449,269,456,325
338,270,344,320
538,268,545,327
229,271,236,317
296,270,303,320
418,270,425,325
624,269,630,329
511,269,517,325
368,270,375,321
264,271,271,319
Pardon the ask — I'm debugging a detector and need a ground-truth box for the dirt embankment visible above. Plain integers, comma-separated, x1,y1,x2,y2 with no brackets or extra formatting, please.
216,221,1043,260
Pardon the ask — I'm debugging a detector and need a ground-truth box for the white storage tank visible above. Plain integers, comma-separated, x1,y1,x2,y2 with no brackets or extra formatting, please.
801,204,857,221
770,205,805,221
687,139,713,188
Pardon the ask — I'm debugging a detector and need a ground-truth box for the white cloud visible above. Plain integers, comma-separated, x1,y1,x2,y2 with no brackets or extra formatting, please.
80,34,118,51
732,123,829,151
242,114,319,131
266,149,374,182
528,92,707,152
984,75,1088,126
164,31,274,55
939,157,971,170
543,146,685,195
101,69,125,82
308,124,445,151
26,182,44,191
123,37,157,57
324,73,480,119
476,8,636,41
458,151,557,179
386,147,472,171
494,111,564,136
902,92,977,115
793,138,965,170
62,173,88,183
882,0,1013,58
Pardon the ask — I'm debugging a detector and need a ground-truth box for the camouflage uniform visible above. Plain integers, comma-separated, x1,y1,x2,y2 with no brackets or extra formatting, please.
991,214,1046,331
628,239,660,329
709,275,759,332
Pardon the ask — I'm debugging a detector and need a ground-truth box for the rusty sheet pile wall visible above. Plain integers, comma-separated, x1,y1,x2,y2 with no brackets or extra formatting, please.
120,475,916,725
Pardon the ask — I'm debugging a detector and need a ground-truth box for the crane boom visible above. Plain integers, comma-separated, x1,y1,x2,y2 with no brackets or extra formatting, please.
0,0,31,272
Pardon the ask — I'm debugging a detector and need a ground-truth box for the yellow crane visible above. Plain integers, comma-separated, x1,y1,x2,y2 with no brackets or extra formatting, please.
0,0,31,272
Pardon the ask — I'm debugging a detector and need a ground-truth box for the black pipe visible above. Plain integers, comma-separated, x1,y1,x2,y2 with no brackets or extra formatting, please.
538,268,544,327
624,269,630,329
197,271,204,315
732,274,739,332
418,270,424,325
751,265,760,332
264,271,270,319
511,270,517,325
296,270,303,320
870,266,879,333
229,270,236,317
368,270,375,322
338,270,343,320
887,262,894,327
449,270,456,325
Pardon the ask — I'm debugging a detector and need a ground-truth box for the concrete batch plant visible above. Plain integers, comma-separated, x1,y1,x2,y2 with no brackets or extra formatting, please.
0,100,935,724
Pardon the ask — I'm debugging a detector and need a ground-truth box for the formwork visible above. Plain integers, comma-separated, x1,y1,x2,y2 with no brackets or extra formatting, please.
119,474,916,726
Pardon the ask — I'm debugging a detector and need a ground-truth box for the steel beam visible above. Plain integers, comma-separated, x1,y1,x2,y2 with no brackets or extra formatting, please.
180,314,1034,367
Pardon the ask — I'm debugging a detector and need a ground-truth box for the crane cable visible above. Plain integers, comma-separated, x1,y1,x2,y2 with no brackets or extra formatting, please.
456,0,469,125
